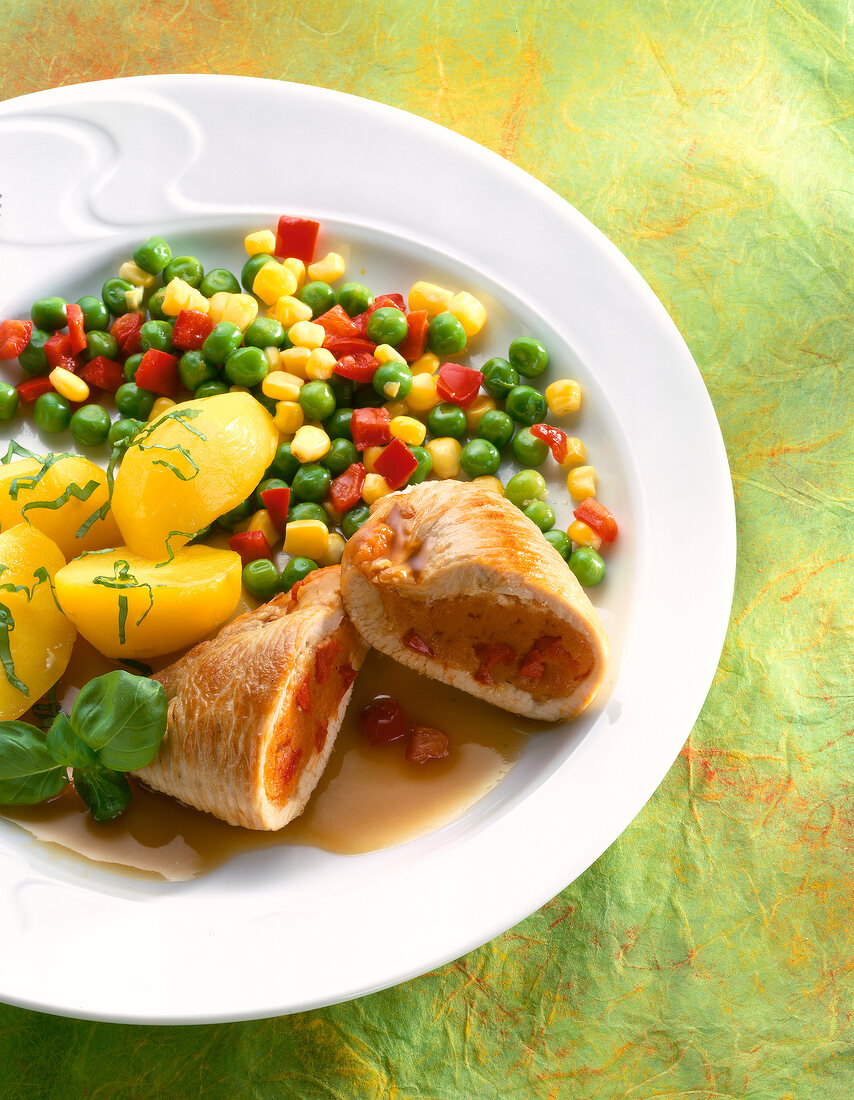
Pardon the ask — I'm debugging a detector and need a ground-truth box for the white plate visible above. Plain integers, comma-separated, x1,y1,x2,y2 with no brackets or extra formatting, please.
0,76,735,1023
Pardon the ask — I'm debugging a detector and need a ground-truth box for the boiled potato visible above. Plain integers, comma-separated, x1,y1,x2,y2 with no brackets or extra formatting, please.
0,454,122,559
0,524,76,721
54,545,242,659
111,393,278,560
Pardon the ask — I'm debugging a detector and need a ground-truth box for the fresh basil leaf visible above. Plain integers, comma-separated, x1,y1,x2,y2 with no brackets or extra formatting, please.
72,766,131,823
0,721,69,805
70,670,168,772
46,712,98,769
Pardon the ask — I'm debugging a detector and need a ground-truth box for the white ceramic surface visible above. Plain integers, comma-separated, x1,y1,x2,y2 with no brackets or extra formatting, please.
0,76,735,1023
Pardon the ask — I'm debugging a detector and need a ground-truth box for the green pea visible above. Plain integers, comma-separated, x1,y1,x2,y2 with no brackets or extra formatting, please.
82,330,119,363
163,255,204,288
139,319,175,354
70,405,111,448
288,502,330,527
33,392,71,434
321,437,358,476
366,306,408,347
253,477,289,511
328,374,356,407
280,557,319,592
241,253,275,293
297,280,337,319
428,311,467,356
568,546,606,587
107,417,142,449
505,385,547,426
242,559,281,601
147,287,169,321
291,463,331,503
509,336,549,379
523,501,556,532
252,385,278,416
216,498,253,530
505,470,548,509
337,282,373,317
0,382,19,421
224,346,268,387
31,297,67,331
115,383,155,420
512,427,549,466
267,442,300,481
179,350,218,392
477,409,514,448
18,328,50,375
342,503,371,539
203,322,243,365
326,408,354,440
243,317,285,349
408,444,433,484
427,402,467,439
102,278,136,315
133,236,172,275
123,353,143,382
544,529,571,560
372,361,412,401
353,387,385,408
195,380,229,399
76,296,110,332
299,380,336,421
199,268,240,298
460,438,501,478
481,357,519,400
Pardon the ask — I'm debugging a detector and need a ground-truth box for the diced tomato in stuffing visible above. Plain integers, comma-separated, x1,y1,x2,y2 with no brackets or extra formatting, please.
315,639,341,685
282,746,303,783
473,643,516,685
0,320,33,360
405,725,450,763
315,723,328,753
296,674,312,713
359,697,410,745
403,630,434,657
573,497,619,542
518,650,545,679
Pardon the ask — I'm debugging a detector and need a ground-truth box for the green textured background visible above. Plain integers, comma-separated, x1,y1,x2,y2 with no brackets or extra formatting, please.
1,1,852,1096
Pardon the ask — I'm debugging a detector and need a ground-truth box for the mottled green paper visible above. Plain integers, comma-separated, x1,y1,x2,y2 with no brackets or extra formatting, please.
0,1,851,1096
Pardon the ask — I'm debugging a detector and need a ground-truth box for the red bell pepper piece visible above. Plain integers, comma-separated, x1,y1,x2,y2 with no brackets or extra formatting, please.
435,362,484,407
359,697,410,745
275,215,320,263
170,309,213,351
403,630,435,657
324,335,377,358
573,497,619,542
110,313,143,357
0,320,33,360
135,349,181,399
397,310,428,362
314,305,360,339
16,377,54,404
350,407,391,450
328,462,366,512
79,356,124,394
333,352,379,383
228,529,272,566
373,437,418,491
530,423,569,464
260,485,291,532
65,303,87,354
44,332,82,374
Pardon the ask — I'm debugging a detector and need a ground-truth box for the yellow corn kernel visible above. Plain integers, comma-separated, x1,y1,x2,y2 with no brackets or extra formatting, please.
246,508,280,550
464,394,496,433
545,379,582,417
148,397,176,422
362,472,392,505
291,425,331,463
124,286,145,312
407,373,439,412
383,399,410,420
274,294,313,327
410,351,440,376
408,281,453,317
559,437,586,469
278,347,311,379
118,260,157,290
283,519,328,559
568,519,602,551
288,321,325,349
244,229,276,256
48,367,89,403
374,343,406,365
449,291,486,337
282,257,306,290
162,278,209,316
262,371,304,402
229,385,250,394
318,531,347,567
221,294,258,331
567,464,597,501
207,291,231,323
472,475,504,495
264,346,281,370
252,263,298,306
362,446,384,474
308,252,345,283
426,437,462,479
323,500,342,525
305,347,336,380
274,401,305,435
390,415,427,446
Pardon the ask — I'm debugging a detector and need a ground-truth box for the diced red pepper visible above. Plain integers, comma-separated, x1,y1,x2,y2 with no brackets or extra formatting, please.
328,462,366,512
315,723,329,753
275,215,320,264
332,351,379,382
373,437,418,491
0,320,33,360
397,310,428,362
403,629,434,657
435,362,484,407
314,305,360,339
228,529,271,566
296,674,312,713
573,497,619,542
170,309,213,351
65,303,87,355
350,407,391,450
405,725,450,764
16,376,54,404
518,650,545,679
110,313,143,357
44,332,81,374
135,349,181,399
338,663,358,692
530,423,569,464
359,697,410,746
79,356,124,394
260,485,291,532
324,335,377,358
282,746,303,783
315,639,341,685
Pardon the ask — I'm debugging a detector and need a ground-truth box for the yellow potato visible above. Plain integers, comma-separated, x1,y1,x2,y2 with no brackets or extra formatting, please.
0,524,75,721
111,393,279,561
0,453,122,559
54,545,242,659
